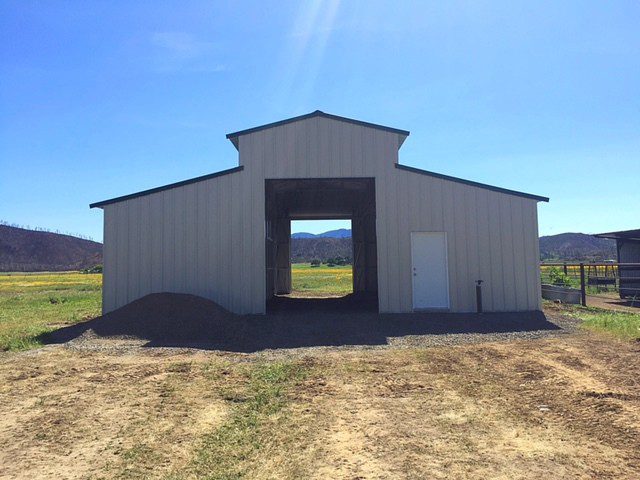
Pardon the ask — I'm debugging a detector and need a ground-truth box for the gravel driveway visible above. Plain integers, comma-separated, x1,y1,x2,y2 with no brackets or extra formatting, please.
41,294,581,355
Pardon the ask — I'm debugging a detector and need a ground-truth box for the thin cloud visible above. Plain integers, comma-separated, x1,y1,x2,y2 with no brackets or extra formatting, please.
150,32,214,60
149,31,226,73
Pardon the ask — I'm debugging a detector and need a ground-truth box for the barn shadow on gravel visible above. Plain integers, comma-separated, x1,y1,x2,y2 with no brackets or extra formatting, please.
41,293,562,353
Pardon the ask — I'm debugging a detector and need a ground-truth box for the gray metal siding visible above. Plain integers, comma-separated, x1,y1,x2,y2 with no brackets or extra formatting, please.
101,115,542,314
375,169,541,313
101,170,265,314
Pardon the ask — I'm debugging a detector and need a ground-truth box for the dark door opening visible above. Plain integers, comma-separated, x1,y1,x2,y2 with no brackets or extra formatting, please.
265,178,378,313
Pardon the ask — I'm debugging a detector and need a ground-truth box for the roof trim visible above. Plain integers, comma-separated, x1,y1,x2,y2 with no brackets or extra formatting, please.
594,229,640,241
90,166,244,209
395,164,549,202
226,110,410,149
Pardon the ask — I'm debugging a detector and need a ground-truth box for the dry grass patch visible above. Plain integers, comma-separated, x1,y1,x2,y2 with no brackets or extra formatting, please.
0,332,638,479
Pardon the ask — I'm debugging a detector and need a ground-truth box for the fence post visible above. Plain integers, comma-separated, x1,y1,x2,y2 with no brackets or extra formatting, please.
579,263,587,307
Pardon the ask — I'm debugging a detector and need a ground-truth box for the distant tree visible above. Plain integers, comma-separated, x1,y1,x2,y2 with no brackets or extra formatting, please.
82,264,103,274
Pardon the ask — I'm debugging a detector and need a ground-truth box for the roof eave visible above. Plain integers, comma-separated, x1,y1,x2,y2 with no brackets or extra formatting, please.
90,166,244,209
395,163,549,202
594,229,640,241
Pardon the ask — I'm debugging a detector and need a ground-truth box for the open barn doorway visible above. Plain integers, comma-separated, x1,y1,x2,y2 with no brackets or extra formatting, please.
290,219,354,297
265,178,378,313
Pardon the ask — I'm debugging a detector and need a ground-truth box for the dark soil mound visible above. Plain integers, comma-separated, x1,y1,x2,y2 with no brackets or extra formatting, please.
43,293,240,348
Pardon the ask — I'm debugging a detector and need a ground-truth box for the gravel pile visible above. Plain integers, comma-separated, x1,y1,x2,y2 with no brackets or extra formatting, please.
43,293,581,355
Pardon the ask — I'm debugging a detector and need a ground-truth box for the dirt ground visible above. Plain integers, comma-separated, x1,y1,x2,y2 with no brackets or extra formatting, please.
586,293,640,312
1,324,639,479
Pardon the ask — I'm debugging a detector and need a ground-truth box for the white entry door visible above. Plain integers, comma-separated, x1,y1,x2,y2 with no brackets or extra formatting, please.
411,232,450,310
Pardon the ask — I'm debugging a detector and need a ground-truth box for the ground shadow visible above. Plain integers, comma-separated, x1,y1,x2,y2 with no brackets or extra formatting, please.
267,293,379,313
41,294,562,353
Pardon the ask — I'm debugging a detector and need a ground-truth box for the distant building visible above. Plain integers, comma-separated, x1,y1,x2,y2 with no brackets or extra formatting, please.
594,229,640,298
91,111,548,314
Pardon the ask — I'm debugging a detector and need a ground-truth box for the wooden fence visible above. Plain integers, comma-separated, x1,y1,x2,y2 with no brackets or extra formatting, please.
540,262,640,307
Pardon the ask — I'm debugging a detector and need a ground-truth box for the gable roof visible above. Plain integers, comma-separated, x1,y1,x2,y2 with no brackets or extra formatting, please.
395,164,549,202
226,110,410,150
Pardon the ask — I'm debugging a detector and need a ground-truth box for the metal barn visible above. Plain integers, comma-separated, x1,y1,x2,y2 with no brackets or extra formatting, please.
91,111,549,315
594,229,640,298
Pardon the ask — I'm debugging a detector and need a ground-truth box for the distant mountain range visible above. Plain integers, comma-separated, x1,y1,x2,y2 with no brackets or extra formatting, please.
291,230,617,263
0,225,102,272
291,228,352,239
291,237,352,263
539,233,616,261
0,224,620,271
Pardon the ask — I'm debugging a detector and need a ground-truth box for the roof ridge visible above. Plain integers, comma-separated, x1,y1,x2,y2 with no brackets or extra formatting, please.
225,111,410,149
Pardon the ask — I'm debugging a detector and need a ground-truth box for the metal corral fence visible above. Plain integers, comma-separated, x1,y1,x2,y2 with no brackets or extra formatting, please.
540,262,640,308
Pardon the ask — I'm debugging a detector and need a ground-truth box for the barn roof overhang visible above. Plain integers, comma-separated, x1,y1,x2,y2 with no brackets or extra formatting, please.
594,229,640,242
226,110,410,151
395,164,550,202
89,166,244,209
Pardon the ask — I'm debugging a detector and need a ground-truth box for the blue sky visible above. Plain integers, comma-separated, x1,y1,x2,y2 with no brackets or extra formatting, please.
1,1,638,241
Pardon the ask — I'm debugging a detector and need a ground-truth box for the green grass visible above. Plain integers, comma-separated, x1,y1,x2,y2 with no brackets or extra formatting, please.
0,272,102,351
547,301,640,340
186,361,310,479
0,264,353,351
579,309,640,340
291,263,352,295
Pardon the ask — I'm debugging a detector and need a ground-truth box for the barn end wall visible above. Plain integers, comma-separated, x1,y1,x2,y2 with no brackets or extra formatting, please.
101,114,542,315
382,169,542,312
101,168,265,314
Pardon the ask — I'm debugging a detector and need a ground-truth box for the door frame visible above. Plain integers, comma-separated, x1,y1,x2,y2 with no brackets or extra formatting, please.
410,231,451,311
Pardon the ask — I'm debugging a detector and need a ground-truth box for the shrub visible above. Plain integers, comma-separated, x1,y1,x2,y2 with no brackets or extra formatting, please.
82,264,103,274
548,266,572,286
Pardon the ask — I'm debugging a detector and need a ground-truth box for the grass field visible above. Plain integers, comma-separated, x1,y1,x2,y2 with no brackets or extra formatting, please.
291,263,353,295
0,272,101,351
2,270,639,352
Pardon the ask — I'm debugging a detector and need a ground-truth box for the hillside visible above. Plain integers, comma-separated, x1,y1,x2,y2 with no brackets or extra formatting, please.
0,223,618,271
292,228,352,239
0,225,102,272
291,231,617,263
539,233,616,261
291,237,352,263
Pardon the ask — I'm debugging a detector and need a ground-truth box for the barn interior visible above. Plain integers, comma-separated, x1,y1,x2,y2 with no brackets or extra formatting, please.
265,178,378,313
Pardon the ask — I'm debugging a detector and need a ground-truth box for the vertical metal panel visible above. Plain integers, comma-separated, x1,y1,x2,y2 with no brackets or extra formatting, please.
440,182,459,310
499,195,517,310
114,202,129,308
466,188,481,306
475,190,492,311
510,196,527,310
149,193,163,293
487,191,505,310
102,207,117,313
526,199,543,309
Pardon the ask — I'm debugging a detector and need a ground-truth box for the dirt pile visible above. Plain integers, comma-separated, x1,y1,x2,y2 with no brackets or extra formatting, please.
44,293,240,348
